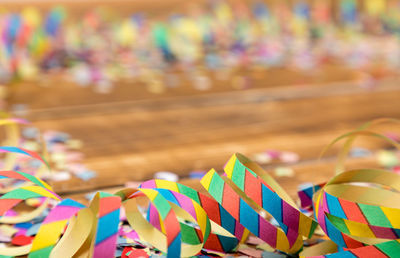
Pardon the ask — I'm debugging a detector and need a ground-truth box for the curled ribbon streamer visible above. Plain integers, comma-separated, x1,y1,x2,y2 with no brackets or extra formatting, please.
299,119,400,216
48,192,121,258
307,168,400,257
29,199,85,258
0,146,49,168
319,118,400,175
139,179,248,253
300,124,400,257
199,153,317,254
0,170,61,256
0,118,50,194
116,187,212,257
222,154,318,250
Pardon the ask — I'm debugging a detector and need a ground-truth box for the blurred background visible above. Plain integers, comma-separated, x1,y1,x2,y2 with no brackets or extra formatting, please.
1,0,400,200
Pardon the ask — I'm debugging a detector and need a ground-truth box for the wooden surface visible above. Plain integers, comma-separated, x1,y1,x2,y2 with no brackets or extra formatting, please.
7,68,400,200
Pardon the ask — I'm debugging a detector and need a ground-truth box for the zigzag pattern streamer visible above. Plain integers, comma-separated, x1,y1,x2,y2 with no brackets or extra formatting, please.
312,169,400,258
140,181,248,253
29,198,85,257
0,146,400,257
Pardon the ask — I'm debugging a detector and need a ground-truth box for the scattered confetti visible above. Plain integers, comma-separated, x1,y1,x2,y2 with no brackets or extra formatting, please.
376,149,399,168
274,166,295,177
154,171,179,182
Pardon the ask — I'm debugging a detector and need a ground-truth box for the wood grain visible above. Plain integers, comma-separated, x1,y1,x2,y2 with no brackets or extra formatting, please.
8,73,400,196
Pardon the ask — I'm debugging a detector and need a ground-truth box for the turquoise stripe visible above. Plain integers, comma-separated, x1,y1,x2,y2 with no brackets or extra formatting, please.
239,199,259,236
167,232,181,258
156,189,179,205
218,234,239,252
95,209,120,244
325,215,346,248
262,184,282,223
325,193,347,219
60,198,85,208
220,205,236,235
325,250,357,258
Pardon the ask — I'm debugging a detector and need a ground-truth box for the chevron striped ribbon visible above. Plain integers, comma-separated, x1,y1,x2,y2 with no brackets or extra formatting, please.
140,179,248,253
202,168,304,253
223,154,318,239
309,168,400,257
200,153,318,254
0,170,61,214
93,192,121,258
0,147,57,223
29,199,85,257
116,186,213,257
0,169,61,256
0,146,50,194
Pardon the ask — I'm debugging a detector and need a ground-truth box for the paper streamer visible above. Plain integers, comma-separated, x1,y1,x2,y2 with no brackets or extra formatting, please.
29,199,85,258
0,146,48,168
200,153,318,254
0,170,61,256
300,122,400,257
0,118,50,194
116,187,214,257
303,168,400,258
0,127,400,257
93,192,121,258
139,179,248,253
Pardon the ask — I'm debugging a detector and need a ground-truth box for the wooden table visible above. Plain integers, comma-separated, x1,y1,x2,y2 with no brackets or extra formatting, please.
6,70,400,200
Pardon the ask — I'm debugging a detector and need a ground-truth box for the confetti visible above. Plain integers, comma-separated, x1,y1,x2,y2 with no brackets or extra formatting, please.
0,1,399,92
377,150,399,168
154,171,179,182
274,167,295,177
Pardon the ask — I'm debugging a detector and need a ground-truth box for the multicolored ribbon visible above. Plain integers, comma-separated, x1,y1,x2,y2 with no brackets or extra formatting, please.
0,118,50,194
303,168,400,257
139,179,248,253
29,199,85,258
200,152,319,255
